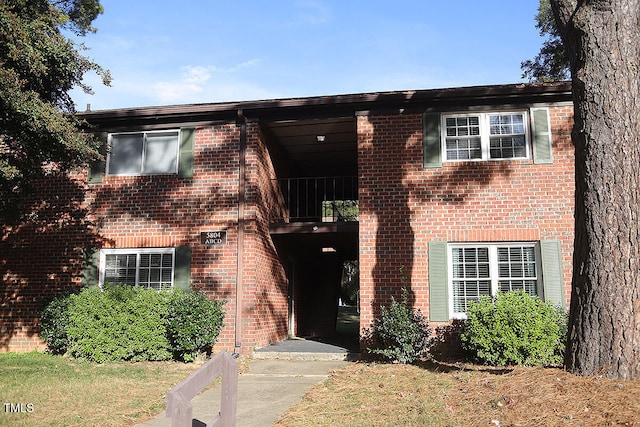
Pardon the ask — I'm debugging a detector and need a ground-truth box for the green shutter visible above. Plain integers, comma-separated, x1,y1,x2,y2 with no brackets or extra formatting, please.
540,239,564,308
428,241,449,321
88,132,108,183
531,108,553,164
174,246,191,290
81,248,99,288
178,127,195,178
423,113,442,168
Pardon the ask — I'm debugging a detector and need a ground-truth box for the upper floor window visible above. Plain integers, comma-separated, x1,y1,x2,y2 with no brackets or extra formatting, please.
443,112,529,161
99,248,175,291
107,130,180,175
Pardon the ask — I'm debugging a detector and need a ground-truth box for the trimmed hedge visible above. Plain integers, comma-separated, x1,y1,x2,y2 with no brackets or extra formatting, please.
460,291,566,366
166,290,225,362
40,286,224,363
366,289,431,364
39,292,74,355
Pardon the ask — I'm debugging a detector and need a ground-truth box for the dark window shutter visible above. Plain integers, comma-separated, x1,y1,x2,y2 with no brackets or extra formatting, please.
174,246,191,290
81,248,99,288
428,241,449,321
540,239,564,308
423,113,442,168
88,132,108,183
178,128,195,178
531,108,553,164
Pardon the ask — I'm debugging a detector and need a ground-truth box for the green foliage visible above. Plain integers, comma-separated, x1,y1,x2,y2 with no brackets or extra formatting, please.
166,290,225,362
40,285,225,363
39,292,74,355
521,0,569,82
367,289,431,364
41,285,224,363
340,260,359,306
0,0,110,222
460,291,567,366
66,286,173,363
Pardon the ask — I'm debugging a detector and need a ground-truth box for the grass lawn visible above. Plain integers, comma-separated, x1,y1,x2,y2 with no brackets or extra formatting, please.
3,351,640,426
0,352,202,427
275,360,640,427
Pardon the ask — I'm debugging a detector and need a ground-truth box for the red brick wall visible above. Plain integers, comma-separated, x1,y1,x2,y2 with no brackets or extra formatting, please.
1,171,99,352
357,105,575,332
240,124,289,349
1,121,289,353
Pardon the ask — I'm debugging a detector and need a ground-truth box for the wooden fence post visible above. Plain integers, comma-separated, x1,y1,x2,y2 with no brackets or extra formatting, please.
166,351,238,427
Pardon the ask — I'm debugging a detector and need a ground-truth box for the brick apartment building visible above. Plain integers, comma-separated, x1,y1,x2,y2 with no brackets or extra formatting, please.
0,81,574,354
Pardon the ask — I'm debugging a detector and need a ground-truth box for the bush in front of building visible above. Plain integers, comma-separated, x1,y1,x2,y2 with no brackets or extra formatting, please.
366,289,431,364
66,285,173,362
39,292,75,355
460,291,567,366
166,290,225,362
39,285,225,363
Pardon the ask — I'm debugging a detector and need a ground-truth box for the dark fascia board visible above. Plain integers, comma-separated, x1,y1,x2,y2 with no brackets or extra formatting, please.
78,81,572,129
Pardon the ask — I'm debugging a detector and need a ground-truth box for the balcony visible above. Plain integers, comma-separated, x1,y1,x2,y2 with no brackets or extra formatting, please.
271,176,358,224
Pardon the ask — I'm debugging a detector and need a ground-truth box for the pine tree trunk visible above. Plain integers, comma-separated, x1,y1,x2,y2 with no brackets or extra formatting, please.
551,0,640,379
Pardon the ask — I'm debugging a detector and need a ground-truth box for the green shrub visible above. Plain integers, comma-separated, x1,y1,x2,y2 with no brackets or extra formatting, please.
166,290,225,362
40,285,226,363
367,289,431,364
460,291,567,366
66,285,173,363
39,292,74,355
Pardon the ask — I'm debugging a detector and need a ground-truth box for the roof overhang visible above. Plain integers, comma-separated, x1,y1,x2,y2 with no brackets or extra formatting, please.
78,81,573,131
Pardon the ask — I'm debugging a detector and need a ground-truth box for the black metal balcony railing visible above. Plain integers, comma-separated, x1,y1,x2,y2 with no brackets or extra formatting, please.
272,176,358,223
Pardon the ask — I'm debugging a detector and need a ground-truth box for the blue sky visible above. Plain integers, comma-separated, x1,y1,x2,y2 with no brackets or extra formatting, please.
71,1,543,111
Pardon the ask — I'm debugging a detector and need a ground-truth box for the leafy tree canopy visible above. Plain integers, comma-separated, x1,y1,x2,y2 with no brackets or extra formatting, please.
0,0,110,221
521,0,570,82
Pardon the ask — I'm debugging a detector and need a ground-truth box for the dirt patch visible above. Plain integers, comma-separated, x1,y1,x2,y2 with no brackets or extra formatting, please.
441,363,639,426
275,360,640,426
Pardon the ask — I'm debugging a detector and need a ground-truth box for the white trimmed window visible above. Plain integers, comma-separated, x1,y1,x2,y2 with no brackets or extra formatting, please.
442,112,529,161
99,248,175,291
107,130,180,175
448,243,540,317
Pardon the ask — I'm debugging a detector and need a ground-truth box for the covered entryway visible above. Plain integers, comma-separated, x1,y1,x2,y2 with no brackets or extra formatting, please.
270,222,359,355
260,115,360,356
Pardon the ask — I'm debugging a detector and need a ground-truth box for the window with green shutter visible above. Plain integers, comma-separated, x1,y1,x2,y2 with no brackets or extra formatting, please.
428,240,564,320
99,248,179,291
423,108,553,167
91,127,195,180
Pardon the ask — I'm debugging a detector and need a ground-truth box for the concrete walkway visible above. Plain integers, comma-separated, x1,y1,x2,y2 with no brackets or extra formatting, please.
134,350,353,427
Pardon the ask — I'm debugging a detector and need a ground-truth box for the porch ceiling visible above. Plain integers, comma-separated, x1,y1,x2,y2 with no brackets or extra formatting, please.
264,117,357,177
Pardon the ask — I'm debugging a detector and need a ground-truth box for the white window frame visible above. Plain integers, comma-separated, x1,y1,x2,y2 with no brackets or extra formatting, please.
106,129,180,176
447,242,542,319
99,248,176,291
441,111,530,162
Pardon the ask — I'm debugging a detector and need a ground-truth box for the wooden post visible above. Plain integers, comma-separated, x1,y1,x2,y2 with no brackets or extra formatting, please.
166,351,238,427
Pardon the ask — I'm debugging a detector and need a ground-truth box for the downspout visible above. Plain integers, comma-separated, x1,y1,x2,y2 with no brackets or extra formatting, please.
235,109,246,354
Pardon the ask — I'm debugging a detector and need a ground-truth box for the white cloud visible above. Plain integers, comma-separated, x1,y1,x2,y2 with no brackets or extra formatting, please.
151,60,262,104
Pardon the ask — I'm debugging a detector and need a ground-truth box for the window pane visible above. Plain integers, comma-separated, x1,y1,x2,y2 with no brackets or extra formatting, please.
497,246,538,297
488,113,526,159
109,134,143,174
105,251,174,290
490,137,527,159
452,247,490,313
137,252,173,290
446,137,482,160
489,114,525,135
144,131,178,174
104,254,137,286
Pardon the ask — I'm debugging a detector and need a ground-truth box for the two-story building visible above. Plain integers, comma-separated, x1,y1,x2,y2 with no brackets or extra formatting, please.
0,81,574,354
